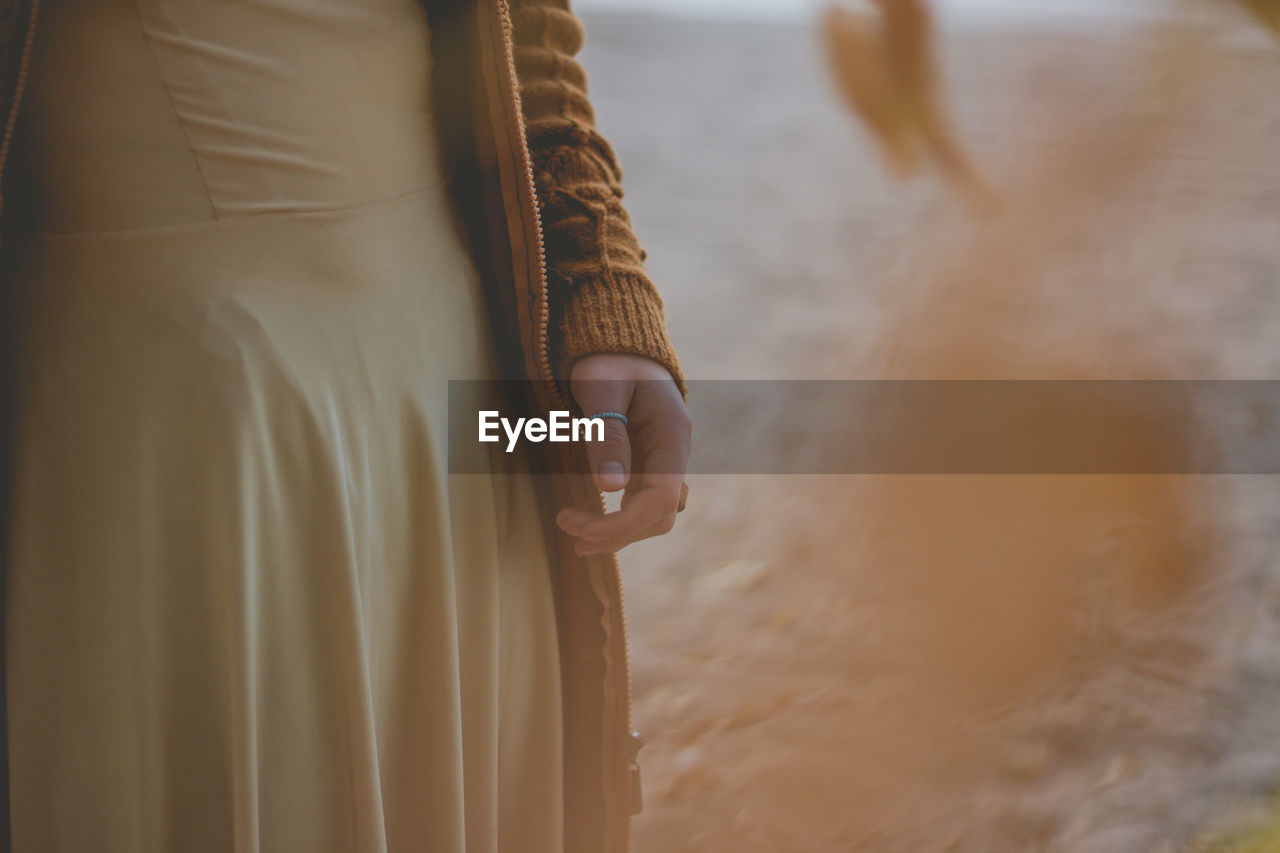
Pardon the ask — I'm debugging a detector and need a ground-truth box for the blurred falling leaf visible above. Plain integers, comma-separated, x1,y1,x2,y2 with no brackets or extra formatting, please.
821,0,994,209
1237,0,1280,32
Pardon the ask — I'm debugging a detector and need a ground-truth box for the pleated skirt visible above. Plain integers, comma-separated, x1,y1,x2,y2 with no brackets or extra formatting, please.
5,185,564,853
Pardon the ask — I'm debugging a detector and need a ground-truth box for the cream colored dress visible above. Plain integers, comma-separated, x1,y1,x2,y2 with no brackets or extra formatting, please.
5,1,563,851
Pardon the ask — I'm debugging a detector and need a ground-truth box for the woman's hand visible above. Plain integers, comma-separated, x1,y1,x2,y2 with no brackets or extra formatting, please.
555,353,692,556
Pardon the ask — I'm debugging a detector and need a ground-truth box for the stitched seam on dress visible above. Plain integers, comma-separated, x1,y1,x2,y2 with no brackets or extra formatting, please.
17,177,456,242
132,0,220,223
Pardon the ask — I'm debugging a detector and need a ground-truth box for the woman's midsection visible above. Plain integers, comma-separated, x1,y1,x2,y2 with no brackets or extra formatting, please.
16,0,450,234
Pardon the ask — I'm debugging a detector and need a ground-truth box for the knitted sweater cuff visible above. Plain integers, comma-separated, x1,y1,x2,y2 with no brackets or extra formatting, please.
552,268,687,404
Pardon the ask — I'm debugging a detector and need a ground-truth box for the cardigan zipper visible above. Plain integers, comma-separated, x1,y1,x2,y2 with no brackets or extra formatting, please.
493,0,639,847
492,0,557,412
0,0,38,219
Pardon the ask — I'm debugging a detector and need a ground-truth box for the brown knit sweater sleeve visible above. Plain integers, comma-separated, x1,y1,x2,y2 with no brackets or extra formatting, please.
509,0,686,395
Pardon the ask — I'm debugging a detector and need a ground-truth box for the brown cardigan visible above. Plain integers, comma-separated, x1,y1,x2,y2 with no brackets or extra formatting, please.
0,1,682,851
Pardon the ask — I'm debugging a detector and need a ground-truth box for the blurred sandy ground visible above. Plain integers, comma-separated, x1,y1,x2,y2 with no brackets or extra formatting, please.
577,9,1280,852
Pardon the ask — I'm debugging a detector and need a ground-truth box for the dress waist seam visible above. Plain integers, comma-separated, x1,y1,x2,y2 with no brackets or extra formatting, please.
18,172,455,244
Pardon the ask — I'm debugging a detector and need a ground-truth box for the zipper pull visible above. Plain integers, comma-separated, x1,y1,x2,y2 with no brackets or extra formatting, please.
627,730,646,815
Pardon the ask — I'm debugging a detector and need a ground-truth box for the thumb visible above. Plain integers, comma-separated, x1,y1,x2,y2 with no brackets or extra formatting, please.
571,381,633,493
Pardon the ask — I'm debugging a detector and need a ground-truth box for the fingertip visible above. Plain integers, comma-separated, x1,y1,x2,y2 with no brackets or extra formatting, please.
597,473,628,492
595,460,628,493
558,510,593,536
